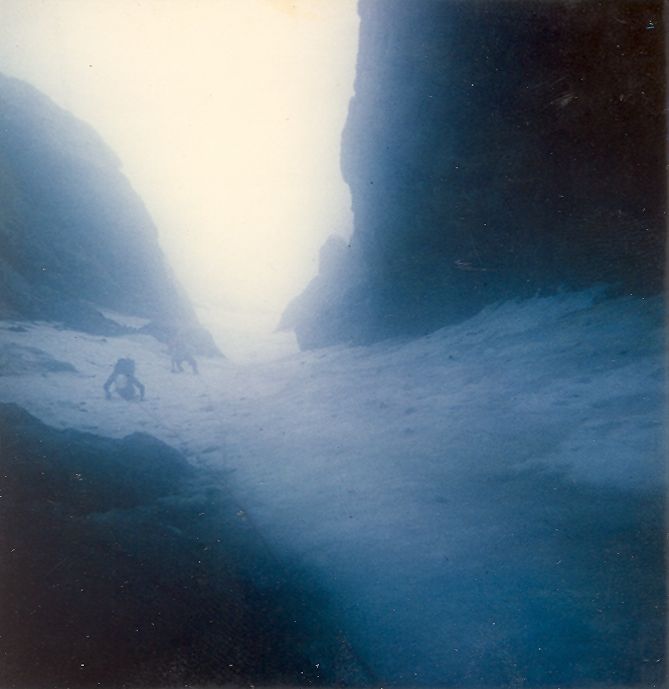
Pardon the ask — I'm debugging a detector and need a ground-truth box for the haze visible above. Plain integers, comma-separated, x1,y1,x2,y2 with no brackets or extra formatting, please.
0,0,359,315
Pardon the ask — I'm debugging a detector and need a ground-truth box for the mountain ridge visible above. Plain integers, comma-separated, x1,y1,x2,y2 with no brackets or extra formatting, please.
0,72,205,344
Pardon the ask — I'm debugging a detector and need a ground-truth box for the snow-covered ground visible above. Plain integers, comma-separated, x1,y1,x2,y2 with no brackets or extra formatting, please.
0,289,665,685
196,300,299,363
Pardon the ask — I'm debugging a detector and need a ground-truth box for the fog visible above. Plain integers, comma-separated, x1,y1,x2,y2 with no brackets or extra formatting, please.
0,3,664,686
0,0,358,315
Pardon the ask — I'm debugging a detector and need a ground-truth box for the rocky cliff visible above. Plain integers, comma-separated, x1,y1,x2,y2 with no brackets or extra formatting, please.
0,74,196,336
283,0,665,349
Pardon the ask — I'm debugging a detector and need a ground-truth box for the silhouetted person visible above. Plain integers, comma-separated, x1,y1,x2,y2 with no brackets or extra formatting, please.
168,332,198,374
103,358,145,400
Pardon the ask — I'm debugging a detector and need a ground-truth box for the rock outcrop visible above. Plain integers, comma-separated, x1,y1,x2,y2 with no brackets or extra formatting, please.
0,74,197,337
284,0,665,349
0,403,368,688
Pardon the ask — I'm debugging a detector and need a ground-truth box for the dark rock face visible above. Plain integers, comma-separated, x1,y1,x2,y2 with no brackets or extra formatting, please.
285,0,665,349
0,404,367,688
0,74,195,334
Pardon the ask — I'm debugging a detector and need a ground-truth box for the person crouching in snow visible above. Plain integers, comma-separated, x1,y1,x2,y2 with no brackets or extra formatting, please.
103,358,145,401
167,331,199,374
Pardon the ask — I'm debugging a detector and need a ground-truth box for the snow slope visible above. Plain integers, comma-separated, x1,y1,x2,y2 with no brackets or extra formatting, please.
0,289,665,686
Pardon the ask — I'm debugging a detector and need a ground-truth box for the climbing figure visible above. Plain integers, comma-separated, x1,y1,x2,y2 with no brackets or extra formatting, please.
103,358,145,401
168,330,198,374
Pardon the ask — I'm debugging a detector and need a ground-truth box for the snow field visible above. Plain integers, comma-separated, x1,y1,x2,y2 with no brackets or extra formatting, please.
0,288,664,685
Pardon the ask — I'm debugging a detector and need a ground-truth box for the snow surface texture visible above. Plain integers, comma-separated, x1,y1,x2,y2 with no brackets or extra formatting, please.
0,289,665,686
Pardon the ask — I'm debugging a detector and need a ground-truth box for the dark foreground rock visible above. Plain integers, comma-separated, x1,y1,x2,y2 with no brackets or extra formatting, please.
284,0,665,348
0,404,368,688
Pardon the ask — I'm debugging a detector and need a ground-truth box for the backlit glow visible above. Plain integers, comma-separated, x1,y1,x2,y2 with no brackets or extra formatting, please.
0,0,359,313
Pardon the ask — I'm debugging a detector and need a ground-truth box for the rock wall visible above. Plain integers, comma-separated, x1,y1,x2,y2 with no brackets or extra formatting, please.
0,74,194,335
284,0,665,348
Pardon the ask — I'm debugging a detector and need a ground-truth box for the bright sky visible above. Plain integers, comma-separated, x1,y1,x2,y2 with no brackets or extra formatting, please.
0,0,359,314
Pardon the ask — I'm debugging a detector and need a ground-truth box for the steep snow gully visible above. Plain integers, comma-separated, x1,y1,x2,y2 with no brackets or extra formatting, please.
0,288,665,687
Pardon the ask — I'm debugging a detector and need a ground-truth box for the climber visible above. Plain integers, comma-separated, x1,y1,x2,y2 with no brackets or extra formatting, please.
103,357,145,401
167,330,198,374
